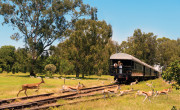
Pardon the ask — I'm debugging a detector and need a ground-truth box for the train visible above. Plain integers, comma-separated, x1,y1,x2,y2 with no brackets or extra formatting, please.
109,53,159,83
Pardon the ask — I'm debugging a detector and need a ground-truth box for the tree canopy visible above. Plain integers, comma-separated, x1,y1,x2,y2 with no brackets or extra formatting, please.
119,29,157,65
0,0,179,78
55,19,113,77
0,30,179,78
156,37,180,69
0,45,15,71
0,0,96,76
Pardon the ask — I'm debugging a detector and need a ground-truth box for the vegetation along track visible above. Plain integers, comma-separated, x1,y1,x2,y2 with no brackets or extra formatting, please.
0,84,118,110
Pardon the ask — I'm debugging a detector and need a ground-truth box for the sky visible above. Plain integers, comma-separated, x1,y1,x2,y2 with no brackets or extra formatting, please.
0,0,180,48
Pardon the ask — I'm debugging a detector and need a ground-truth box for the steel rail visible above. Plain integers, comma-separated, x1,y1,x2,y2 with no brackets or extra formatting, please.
0,84,117,110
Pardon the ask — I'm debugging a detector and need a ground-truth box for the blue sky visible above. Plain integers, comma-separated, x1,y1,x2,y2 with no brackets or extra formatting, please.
0,0,180,48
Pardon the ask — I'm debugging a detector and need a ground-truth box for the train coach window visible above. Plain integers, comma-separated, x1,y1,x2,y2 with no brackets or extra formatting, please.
145,67,151,74
111,60,132,67
134,63,143,73
120,60,132,66
134,63,143,70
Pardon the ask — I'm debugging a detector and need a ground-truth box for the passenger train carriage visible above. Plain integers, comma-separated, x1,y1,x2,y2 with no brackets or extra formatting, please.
109,53,159,83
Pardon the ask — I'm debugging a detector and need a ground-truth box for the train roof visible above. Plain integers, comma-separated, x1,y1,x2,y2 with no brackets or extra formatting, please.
110,53,158,71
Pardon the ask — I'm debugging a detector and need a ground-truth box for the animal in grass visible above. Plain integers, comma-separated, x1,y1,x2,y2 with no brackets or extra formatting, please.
130,79,138,85
17,78,45,97
154,86,173,98
60,85,77,93
111,79,118,84
118,88,133,96
146,82,153,88
135,89,154,102
76,82,85,94
154,90,169,99
60,82,85,93
102,85,120,98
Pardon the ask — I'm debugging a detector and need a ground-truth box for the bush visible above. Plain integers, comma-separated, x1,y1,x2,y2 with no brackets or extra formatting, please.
46,71,53,77
162,60,180,89
0,68,2,73
171,106,177,110
44,64,56,76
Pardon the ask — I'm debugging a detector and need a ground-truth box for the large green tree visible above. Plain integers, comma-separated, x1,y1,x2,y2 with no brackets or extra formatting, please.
0,0,95,76
57,19,112,77
119,29,157,65
14,48,30,73
156,37,180,69
0,45,15,71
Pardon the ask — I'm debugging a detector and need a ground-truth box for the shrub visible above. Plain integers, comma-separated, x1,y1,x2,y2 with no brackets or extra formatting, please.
46,71,53,77
44,64,56,76
171,106,177,110
162,60,180,89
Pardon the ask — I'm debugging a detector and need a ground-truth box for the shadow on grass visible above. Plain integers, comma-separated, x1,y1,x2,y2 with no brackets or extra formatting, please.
63,76,108,80
7,74,30,78
4,73,109,80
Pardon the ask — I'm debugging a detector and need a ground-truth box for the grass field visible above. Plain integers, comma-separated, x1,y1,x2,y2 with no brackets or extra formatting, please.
0,72,179,110
0,72,113,99
56,80,180,110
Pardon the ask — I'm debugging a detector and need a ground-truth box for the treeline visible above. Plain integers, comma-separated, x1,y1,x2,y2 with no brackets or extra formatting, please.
119,29,180,69
0,19,116,77
0,29,179,77
0,0,179,78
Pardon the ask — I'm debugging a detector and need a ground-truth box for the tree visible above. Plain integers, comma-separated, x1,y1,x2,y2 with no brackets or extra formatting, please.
6,65,11,73
46,45,74,75
119,29,157,65
0,59,6,72
14,48,30,73
59,58,74,75
156,37,180,69
162,60,180,89
0,0,96,76
12,67,15,74
58,19,112,77
100,39,116,75
0,45,15,71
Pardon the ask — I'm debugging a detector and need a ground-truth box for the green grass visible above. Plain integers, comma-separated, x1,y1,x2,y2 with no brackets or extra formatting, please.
0,73,179,110
56,78,180,110
0,72,113,99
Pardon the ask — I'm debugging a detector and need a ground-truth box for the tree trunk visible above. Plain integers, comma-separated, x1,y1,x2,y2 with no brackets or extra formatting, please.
30,59,36,76
30,70,36,76
76,73,79,77
75,66,79,77
82,73,84,78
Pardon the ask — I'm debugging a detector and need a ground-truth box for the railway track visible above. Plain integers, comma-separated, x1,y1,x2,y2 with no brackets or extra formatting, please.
0,84,118,110
29,97,104,110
